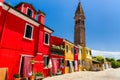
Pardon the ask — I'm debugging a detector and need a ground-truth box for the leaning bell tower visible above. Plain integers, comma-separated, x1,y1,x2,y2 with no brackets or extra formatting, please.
74,2,86,47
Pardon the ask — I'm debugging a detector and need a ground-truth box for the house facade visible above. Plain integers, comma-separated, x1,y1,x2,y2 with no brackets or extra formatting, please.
50,36,65,75
0,1,53,80
0,1,95,80
77,45,82,71
64,40,74,73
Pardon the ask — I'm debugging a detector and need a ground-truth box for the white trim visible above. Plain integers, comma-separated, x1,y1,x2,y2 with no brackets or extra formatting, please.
44,27,52,33
36,53,43,55
2,4,9,10
26,7,33,18
8,8,39,26
19,55,34,74
19,55,23,74
23,23,34,40
2,4,39,26
20,54,34,57
43,55,49,57
21,4,24,12
44,32,50,46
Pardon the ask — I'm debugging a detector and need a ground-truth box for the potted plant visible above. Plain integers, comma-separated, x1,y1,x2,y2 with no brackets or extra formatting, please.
30,59,35,64
56,69,62,75
13,74,20,80
29,72,35,80
35,72,44,80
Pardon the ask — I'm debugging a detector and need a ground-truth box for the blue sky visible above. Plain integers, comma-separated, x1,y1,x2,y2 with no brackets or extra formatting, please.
4,0,120,58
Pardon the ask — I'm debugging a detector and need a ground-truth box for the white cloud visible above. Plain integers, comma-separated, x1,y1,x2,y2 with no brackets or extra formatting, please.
91,50,120,60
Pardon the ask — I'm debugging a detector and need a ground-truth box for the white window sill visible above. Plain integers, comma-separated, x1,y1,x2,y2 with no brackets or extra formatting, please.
23,37,33,41
44,43,49,46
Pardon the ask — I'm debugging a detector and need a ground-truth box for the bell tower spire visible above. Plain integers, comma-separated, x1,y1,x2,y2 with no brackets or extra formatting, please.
74,2,86,47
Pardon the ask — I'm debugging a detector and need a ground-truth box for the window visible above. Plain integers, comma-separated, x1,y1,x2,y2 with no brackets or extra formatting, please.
44,56,49,67
60,59,64,67
72,61,75,67
27,8,33,17
78,60,81,65
66,60,69,67
66,45,68,53
89,50,92,55
75,21,77,24
82,60,84,66
86,50,88,54
78,20,80,24
44,33,49,45
71,47,73,53
24,24,33,40
74,48,76,54
82,21,84,25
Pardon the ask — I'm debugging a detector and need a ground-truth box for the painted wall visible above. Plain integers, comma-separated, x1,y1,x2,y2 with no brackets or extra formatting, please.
16,3,37,19
0,3,52,80
64,40,74,73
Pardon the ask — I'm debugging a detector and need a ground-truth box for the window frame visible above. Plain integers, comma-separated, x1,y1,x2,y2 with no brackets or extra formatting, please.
24,23,34,40
44,56,49,68
44,32,50,45
26,7,33,18
66,45,68,53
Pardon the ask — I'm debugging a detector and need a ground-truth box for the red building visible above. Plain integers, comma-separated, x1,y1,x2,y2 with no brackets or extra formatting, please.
50,36,65,75
74,46,79,72
0,1,53,80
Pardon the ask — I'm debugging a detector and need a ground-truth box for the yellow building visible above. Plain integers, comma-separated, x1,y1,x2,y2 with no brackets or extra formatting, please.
77,45,82,71
85,48,92,70
64,40,74,73
81,47,92,71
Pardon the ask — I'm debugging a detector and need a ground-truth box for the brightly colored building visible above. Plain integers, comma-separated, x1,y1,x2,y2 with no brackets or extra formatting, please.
74,46,79,72
77,45,83,71
85,48,92,70
64,40,74,73
0,1,53,80
50,36,65,75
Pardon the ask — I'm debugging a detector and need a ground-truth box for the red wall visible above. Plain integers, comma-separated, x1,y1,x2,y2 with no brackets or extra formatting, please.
16,3,37,19
74,47,78,60
0,5,51,79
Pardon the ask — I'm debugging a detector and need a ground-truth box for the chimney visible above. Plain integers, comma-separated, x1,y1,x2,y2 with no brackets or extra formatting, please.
0,0,4,8
0,0,4,15
37,10,46,25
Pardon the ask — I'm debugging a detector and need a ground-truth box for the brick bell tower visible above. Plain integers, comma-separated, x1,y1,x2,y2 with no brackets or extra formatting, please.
74,2,86,47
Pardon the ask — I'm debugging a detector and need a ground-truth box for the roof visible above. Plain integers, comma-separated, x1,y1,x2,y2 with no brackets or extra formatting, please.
37,10,46,16
92,60,101,64
75,2,84,14
14,2,36,12
4,2,54,32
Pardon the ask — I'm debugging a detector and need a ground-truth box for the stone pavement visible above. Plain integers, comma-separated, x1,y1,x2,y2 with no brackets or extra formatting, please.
43,68,120,80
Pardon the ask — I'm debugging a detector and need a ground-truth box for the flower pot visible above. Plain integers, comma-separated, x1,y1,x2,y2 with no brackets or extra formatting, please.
14,78,20,80
29,76,35,80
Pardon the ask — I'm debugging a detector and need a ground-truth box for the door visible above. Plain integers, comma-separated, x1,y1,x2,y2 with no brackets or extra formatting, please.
19,56,32,77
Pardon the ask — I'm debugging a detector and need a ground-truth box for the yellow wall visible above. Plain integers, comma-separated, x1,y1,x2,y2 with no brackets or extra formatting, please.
85,48,92,70
81,47,92,70
64,40,74,73
78,46,82,71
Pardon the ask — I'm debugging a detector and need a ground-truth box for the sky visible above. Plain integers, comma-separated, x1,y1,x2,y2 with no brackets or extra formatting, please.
4,0,120,59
